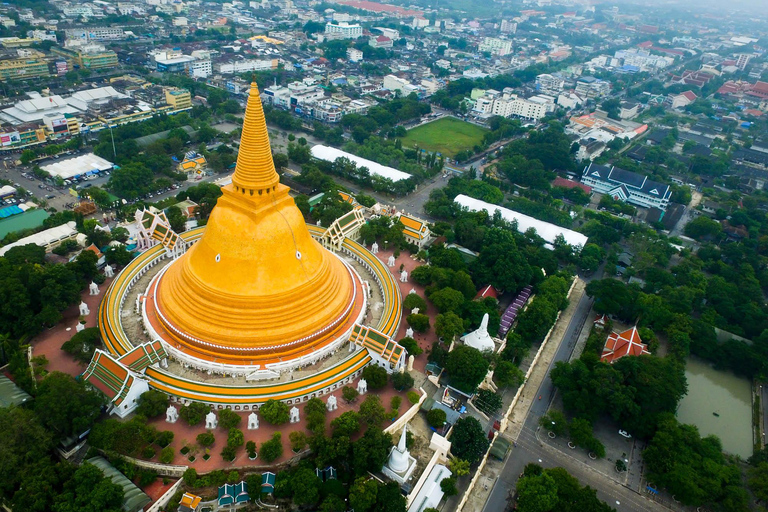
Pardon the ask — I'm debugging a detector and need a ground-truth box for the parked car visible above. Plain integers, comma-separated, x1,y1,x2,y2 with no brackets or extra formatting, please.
618,430,631,438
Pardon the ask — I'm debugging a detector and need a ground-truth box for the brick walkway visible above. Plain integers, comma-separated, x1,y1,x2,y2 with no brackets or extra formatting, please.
30,277,115,378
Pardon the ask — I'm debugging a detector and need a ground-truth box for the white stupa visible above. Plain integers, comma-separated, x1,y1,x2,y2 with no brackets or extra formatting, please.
460,313,496,352
383,425,417,484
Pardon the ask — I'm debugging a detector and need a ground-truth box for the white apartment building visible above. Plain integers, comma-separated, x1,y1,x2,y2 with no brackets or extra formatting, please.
383,75,419,96
65,27,125,42
324,22,363,39
614,49,672,71
347,48,363,62
188,59,212,78
27,30,57,42
557,91,583,110
217,59,276,74
475,90,555,121
479,37,513,56
412,17,430,29
535,73,565,94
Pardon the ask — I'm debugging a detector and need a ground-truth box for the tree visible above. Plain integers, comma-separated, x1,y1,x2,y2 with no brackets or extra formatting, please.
446,345,490,393
136,390,168,418
349,477,379,512
684,216,722,240
427,408,447,428
359,395,388,429
289,431,308,452
260,399,290,425
218,409,241,430
305,397,327,434
440,476,458,496
227,428,244,448
0,407,53,500
450,458,470,477
159,446,174,464
516,471,559,512
494,360,524,389
429,287,465,313
61,327,101,363
35,372,103,440
53,462,124,512
290,467,321,507
403,293,427,312
475,389,503,416
342,385,359,403
450,417,489,464
165,205,187,233
260,432,283,463
104,246,133,266
539,410,568,436
331,411,361,438
406,313,430,332
398,336,422,357
392,371,414,391
435,311,467,344
375,481,407,512
196,431,215,447
362,365,388,390
180,402,210,426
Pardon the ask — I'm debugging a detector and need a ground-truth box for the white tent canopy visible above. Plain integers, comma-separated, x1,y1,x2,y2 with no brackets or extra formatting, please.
454,194,588,250
41,153,114,180
310,145,411,182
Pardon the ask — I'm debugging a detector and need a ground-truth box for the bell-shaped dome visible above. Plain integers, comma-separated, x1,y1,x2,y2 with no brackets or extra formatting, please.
153,83,358,364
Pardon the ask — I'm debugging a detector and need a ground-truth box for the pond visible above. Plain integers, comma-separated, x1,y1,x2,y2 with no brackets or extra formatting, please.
676,357,753,459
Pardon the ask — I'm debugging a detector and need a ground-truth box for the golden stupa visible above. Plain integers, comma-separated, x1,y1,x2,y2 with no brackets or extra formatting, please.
153,83,359,364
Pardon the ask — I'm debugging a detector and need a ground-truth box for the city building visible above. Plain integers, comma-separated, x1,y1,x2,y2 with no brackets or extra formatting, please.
217,59,277,74
165,87,192,110
324,21,363,39
152,50,211,78
475,90,555,121
383,74,420,96
535,73,565,95
369,35,393,48
52,45,118,70
575,76,611,98
667,90,697,109
347,48,363,62
0,58,50,81
479,37,513,56
581,162,671,210
64,27,126,42
311,145,411,182
500,19,517,33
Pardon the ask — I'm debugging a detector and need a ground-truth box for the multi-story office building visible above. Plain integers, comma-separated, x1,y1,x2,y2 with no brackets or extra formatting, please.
535,73,565,95
0,59,50,81
164,88,192,110
217,59,277,74
64,27,126,42
575,76,611,98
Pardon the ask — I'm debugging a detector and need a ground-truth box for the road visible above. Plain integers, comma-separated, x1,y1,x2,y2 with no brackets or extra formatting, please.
480,291,667,512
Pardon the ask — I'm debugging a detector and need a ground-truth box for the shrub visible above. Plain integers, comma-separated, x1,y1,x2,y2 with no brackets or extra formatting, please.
142,446,156,459
427,408,447,428
305,397,327,434
390,396,402,414
260,399,290,425
138,469,158,487
403,293,427,313
246,441,256,457
398,337,423,356
260,432,283,463
362,365,388,390
289,431,307,452
228,470,240,484
342,385,359,403
159,446,174,464
330,411,361,437
392,371,414,391
218,409,241,430
406,313,430,333
155,430,174,448
180,446,190,455
407,391,420,405
197,431,215,447
180,402,210,426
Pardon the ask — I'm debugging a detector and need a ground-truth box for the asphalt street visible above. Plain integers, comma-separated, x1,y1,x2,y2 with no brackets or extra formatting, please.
480,292,666,512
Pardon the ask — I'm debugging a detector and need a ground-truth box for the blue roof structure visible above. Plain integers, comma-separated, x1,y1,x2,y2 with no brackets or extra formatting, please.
218,482,249,506
0,205,22,219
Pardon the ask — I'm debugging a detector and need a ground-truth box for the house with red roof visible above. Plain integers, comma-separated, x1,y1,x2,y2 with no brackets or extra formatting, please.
600,326,650,364
668,90,697,109
369,35,393,48
475,285,498,301
552,177,592,194
747,81,768,100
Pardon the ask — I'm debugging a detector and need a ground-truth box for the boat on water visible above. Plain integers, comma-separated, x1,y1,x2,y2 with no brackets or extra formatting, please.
713,412,720,417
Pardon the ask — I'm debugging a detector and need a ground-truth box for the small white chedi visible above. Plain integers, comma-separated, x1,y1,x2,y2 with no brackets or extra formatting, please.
382,424,417,484
460,313,496,352
166,404,179,423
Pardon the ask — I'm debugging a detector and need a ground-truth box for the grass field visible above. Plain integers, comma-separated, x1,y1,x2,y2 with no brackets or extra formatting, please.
398,117,488,157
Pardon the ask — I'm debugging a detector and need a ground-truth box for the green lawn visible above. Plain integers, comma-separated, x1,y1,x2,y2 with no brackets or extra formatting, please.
398,117,488,158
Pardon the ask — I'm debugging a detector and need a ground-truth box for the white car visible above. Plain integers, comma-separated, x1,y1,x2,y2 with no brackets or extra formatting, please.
618,430,632,438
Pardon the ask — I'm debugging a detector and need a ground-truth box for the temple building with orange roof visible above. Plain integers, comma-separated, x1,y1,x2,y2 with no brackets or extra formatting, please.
397,212,431,249
600,326,650,364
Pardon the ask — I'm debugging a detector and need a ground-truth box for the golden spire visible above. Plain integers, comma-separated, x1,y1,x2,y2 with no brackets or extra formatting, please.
231,82,280,195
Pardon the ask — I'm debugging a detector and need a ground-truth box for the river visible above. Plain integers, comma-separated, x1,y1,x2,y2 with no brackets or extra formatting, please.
676,357,753,459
